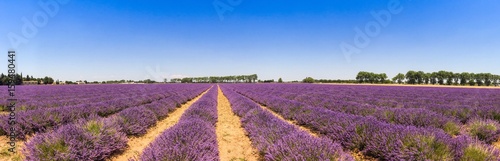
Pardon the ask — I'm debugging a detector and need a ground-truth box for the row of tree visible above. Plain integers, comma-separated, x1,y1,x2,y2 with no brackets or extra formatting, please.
355,71,390,84
0,73,23,85
170,74,258,83
302,77,360,84
0,73,55,85
314,79,358,84
393,71,500,86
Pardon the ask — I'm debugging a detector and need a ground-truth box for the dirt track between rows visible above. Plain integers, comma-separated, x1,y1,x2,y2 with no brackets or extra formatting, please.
216,86,258,161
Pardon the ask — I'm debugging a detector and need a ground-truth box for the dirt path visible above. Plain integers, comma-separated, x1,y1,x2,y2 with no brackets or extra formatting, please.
108,87,213,161
350,150,378,161
0,136,28,161
216,86,258,161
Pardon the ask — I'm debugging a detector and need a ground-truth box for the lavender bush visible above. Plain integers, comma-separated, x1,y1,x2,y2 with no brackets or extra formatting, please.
462,118,500,144
451,135,500,160
117,106,158,135
24,116,127,161
140,119,219,161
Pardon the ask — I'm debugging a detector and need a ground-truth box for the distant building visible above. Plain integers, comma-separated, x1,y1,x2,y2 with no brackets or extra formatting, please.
52,81,66,85
23,81,40,85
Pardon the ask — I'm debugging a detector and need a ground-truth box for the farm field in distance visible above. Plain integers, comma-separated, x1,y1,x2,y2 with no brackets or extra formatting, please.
1,84,499,161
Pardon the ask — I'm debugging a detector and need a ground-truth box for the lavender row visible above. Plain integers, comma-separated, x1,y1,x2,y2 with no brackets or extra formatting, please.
1,84,195,112
224,85,500,160
0,84,210,139
23,85,211,160
220,85,353,160
0,84,141,111
287,84,500,109
247,84,500,123
24,115,128,161
140,86,219,161
231,84,463,135
243,84,500,147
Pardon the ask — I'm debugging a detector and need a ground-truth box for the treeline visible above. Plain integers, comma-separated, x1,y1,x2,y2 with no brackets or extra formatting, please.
301,77,357,84
100,79,158,84
393,71,500,86
170,74,258,83
356,71,391,84
315,79,358,84
0,73,23,85
0,73,56,85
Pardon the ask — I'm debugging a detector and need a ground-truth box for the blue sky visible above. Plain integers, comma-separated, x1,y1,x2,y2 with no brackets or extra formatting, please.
1,0,499,82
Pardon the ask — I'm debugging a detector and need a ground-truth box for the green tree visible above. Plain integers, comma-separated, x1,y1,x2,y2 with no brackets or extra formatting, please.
484,73,493,86
430,72,438,85
416,71,425,84
423,73,431,84
468,73,476,86
445,71,454,85
379,73,388,83
459,72,470,85
278,78,283,83
492,75,500,86
436,71,448,85
405,71,417,84
392,73,405,84
475,73,484,86
43,76,54,85
356,71,367,83
303,77,315,83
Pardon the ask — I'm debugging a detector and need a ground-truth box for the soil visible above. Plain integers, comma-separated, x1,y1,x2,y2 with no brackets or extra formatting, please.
0,136,29,161
494,139,500,149
350,150,378,161
216,86,259,161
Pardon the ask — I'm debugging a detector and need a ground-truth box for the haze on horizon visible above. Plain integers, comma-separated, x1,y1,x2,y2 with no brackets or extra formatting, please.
1,0,499,82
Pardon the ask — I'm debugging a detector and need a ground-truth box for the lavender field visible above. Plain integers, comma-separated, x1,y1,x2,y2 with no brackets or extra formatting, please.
1,84,500,160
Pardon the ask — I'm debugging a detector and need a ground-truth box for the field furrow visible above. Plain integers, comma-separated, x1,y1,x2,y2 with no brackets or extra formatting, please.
216,86,258,161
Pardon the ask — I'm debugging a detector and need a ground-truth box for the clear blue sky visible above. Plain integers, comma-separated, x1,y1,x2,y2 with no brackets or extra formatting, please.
1,0,499,82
